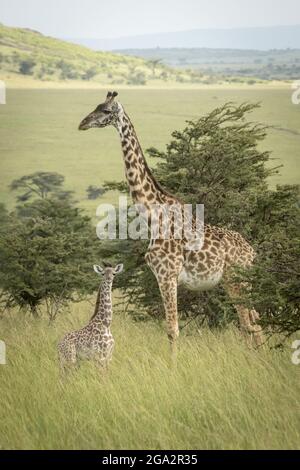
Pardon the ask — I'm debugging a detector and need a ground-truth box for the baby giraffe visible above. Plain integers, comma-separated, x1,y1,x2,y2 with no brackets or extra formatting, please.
58,262,123,373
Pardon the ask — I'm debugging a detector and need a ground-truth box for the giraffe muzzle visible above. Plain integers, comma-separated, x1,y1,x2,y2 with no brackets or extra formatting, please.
78,119,89,131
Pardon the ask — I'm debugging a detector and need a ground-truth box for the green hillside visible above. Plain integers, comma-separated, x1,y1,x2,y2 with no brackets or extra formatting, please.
0,23,195,85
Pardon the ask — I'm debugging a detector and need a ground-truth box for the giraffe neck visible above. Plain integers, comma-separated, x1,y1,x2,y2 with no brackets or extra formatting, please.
90,279,113,327
115,109,174,208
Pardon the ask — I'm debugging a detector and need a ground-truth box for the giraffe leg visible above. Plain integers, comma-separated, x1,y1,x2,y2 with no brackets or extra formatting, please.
145,252,180,343
157,276,180,367
249,309,264,347
145,247,183,364
145,260,179,343
158,277,179,343
225,283,264,348
94,354,110,380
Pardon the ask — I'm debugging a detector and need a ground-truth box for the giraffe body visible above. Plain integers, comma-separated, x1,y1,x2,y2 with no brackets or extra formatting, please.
178,225,255,291
79,92,264,348
58,322,114,365
178,266,223,292
58,263,123,372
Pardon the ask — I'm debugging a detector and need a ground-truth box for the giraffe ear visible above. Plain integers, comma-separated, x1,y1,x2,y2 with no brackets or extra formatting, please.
114,263,124,274
105,91,118,103
93,265,104,275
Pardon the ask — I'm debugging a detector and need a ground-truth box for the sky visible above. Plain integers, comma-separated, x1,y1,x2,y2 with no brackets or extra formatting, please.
1,0,300,38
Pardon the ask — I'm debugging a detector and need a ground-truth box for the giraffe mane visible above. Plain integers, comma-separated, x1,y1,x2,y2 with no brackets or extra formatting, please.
124,112,175,200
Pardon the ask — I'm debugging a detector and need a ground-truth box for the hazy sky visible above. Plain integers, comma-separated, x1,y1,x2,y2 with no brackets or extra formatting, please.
1,0,300,38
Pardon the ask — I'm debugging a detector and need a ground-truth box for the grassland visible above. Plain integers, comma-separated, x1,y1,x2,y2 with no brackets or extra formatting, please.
0,303,299,450
0,87,299,215
0,85,299,450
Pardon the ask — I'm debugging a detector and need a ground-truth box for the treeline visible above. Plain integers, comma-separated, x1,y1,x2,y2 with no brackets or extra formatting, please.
121,47,300,81
0,49,234,85
2,49,289,85
0,104,299,344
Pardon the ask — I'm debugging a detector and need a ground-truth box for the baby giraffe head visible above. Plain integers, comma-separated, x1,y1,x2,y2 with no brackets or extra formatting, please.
79,91,121,130
93,262,124,283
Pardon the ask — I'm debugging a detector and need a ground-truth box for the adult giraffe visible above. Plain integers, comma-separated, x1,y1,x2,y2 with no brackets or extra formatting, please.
79,91,264,350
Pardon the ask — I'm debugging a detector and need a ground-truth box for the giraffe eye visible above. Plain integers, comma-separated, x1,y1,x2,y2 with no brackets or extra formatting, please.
103,110,111,115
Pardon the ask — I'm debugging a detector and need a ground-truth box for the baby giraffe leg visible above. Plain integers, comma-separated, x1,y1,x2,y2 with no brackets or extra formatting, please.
58,341,77,377
94,355,110,380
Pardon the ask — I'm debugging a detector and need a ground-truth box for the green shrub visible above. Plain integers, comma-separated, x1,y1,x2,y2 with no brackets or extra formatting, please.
19,58,36,75
0,173,101,320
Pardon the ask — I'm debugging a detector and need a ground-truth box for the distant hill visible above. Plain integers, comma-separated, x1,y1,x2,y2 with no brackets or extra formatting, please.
68,25,300,51
1,24,296,86
0,23,192,85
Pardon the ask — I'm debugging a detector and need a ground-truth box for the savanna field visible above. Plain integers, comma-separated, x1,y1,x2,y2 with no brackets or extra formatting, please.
0,86,300,449
1,87,300,211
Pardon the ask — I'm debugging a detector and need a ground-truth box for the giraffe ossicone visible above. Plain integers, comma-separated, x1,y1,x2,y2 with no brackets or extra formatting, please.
79,92,264,349
58,262,123,372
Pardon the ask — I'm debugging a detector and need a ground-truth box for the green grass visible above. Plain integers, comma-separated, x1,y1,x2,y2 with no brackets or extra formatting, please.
0,88,299,216
0,304,299,450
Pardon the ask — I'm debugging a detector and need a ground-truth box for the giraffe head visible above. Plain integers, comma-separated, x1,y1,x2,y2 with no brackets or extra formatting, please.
93,262,124,282
79,91,121,130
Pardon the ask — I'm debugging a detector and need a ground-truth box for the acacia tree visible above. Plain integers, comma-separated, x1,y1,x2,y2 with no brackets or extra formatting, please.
100,103,300,338
10,171,73,202
147,59,162,78
0,173,101,320
86,185,106,200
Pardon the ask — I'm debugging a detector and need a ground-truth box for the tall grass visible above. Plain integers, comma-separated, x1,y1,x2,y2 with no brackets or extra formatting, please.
0,302,299,450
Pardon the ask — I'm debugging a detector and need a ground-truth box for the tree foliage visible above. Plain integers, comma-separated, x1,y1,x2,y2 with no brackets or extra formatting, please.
10,171,73,202
86,185,106,200
238,185,300,340
0,173,101,320
18,58,36,75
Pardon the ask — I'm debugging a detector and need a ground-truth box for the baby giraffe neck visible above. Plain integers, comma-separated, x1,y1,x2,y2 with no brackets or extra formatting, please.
91,279,113,326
